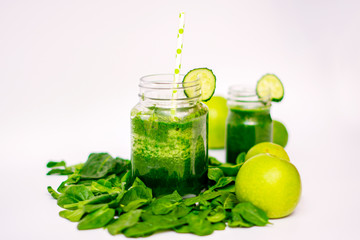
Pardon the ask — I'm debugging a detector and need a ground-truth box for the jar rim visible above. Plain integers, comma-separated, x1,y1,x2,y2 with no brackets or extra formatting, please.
228,84,271,104
140,73,199,85
139,74,201,102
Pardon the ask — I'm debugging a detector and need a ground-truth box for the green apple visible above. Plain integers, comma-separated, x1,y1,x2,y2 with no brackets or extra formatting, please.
235,154,301,218
245,142,290,161
273,120,288,147
204,96,228,149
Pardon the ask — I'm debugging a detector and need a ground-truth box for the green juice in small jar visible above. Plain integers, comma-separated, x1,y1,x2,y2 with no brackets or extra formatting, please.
226,86,272,164
131,74,208,196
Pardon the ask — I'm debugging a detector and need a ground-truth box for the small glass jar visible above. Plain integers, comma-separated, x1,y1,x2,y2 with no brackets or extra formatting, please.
130,74,208,196
226,85,272,164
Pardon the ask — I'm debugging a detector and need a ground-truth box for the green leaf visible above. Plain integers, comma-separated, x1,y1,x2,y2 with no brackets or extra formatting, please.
208,167,224,182
47,161,66,168
236,152,246,165
228,212,254,228
77,207,115,230
63,193,116,210
212,222,226,230
86,193,118,205
59,209,85,222
107,209,142,235
90,179,120,194
223,193,239,209
56,169,81,193
123,215,186,237
57,185,94,209
233,202,269,226
217,163,242,176
47,186,60,200
47,169,74,175
209,156,222,166
46,161,83,176
120,171,132,189
80,153,130,179
185,212,214,236
123,221,157,237
169,203,192,218
209,176,236,191
184,191,222,206
217,184,236,193
207,206,226,223
174,225,190,233
83,203,108,213
151,191,182,215
120,178,152,205
122,199,148,212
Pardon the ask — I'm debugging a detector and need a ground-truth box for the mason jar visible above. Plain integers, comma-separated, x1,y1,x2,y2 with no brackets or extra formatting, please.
226,85,272,164
130,74,208,196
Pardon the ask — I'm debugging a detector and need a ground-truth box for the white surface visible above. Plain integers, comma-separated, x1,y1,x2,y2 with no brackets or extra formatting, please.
1,0,360,239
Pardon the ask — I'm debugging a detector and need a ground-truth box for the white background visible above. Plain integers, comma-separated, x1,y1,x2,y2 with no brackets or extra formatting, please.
1,0,359,239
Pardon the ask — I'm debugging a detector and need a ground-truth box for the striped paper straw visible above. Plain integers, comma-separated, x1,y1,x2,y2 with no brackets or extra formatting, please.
171,12,185,115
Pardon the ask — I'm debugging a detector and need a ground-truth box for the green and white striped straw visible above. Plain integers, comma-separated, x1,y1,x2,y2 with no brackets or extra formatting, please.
171,12,185,115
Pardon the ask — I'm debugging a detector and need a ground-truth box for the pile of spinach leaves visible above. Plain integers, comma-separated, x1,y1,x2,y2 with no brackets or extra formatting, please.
47,152,269,237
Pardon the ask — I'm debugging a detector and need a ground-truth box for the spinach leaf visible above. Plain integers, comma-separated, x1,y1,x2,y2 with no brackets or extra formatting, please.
236,152,246,165
184,191,222,206
209,176,236,191
57,169,81,193
47,161,66,168
151,191,182,215
57,185,94,209
212,222,226,230
169,203,192,218
228,212,254,228
47,168,74,175
107,209,142,235
120,171,132,189
217,184,236,193
59,209,85,222
46,161,83,176
223,193,239,209
122,199,148,212
120,178,152,204
207,206,226,223
212,192,238,209
185,212,214,236
174,225,190,233
77,206,115,230
47,186,60,200
233,202,269,226
63,193,117,209
90,179,120,194
123,222,157,237
217,163,243,176
209,156,222,166
80,153,130,179
83,203,108,213
86,193,118,205
124,215,186,237
208,167,224,182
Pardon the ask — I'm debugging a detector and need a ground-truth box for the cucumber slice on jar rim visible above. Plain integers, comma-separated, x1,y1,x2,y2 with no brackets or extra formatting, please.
256,74,284,102
183,68,216,102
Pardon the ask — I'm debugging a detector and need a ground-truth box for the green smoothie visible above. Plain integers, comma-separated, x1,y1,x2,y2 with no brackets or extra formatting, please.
131,104,208,196
226,106,272,164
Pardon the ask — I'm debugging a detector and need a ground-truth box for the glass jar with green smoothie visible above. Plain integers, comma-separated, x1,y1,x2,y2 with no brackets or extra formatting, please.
226,85,272,164
130,74,208,196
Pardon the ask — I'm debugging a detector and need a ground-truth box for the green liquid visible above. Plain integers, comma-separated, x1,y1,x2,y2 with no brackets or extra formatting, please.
226,106,272,164
131,105,208,196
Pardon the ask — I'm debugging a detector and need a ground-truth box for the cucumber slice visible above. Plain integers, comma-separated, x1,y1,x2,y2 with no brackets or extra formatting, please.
183,68,216,102
256,74,284,102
